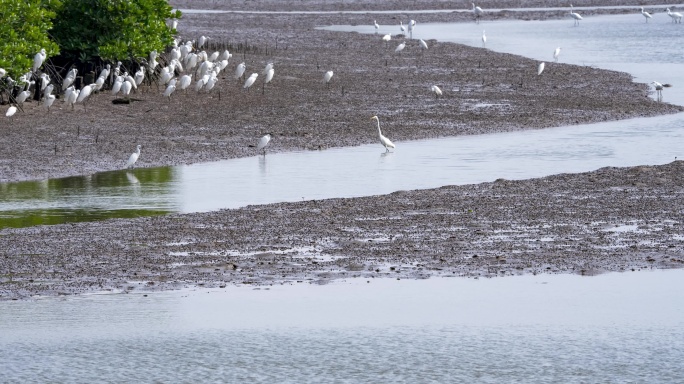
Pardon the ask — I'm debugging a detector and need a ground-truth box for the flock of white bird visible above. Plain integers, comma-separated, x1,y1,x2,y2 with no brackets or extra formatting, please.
3,4,680,166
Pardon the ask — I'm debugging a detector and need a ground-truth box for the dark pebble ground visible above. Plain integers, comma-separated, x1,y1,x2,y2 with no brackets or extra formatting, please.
1,0,683,299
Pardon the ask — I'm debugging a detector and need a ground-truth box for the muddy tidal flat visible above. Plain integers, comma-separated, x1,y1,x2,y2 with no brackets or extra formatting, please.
1,0,683,299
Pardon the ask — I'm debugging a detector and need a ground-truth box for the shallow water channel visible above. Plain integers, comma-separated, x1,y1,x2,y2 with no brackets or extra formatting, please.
2,14,683,229
2,269,683,382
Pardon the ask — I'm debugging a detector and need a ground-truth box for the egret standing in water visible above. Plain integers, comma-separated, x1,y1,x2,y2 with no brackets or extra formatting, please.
257,133,272,155
126,145,141,168
569,5,583,26
537,62,546,75
370,116,396,152
652,81,672,101
374,19,380,33
472,3,485,23
481,30,487,48
666,8,683,23
640,7,652,23
553,47,561,62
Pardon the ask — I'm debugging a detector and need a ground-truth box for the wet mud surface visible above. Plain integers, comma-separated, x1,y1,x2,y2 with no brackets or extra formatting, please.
1,0,683,299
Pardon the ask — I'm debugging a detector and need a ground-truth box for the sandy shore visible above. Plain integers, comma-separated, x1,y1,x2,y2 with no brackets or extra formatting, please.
1,0,683,299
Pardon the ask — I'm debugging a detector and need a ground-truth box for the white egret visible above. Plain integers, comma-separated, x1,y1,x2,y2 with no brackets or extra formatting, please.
44,84,54,97
0,68,6,77
472,3,485,23
652,81,672,101
257,133,272,155
374,20,379,33
263,62,273,75
323,70,333,88
122,72,137,90
264,68,274,84
419,39,428,50
395,41,406,53
218,59,229,71
126,145,141,168
163,81,176,99
370,116,395,152
120,80,132,98
134,68,145,87
431,85,442,98
6,106,17,118
208,51,219,62
160,67,173,85
33,48,46,73
219,50,232,61
66,89,79,110
408,19,416,39
553,47,561,62
111,77,123,95
195,75,208,92
40,73,50,91
205,76,217,92
99,64,111,82
62,68,78,90
400,21,406,33
666,8,683,23
481,30,487,48
382,33,392,48
569,5,583,26
76,84,94,103
244,73,258,90
640,7,652,22
16,90,30,105
235,62,246,80
43,94,55,112
178,74,192,91
537,62,545,75
198,35,210,48
148,51,159,74
64,86,74,103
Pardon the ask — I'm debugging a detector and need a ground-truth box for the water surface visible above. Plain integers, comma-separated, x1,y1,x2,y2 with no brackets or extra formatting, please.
2,269,683,382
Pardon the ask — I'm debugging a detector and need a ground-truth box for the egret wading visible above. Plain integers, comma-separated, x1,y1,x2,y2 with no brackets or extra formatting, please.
257,133,272,155
370,115,395,152
374,19,380,33
472,3,484,23
652,81,672,101
481,30,486,48
553,47,561,62
126,145,141,168
640,7,652,23
569,5,583,26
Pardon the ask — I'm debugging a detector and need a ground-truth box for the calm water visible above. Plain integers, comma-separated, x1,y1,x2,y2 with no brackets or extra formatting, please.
2,270,683,382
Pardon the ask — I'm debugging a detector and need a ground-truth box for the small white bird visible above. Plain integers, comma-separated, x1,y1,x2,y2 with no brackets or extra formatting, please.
43,94,56,112
120,80,132,98
472,3,485,23
76,83,95,103
66,89,79,110
569,5,583,26
408,19,416,39
395,41,406,53
640,7,652,22
163,82,176,99
323,70,334,87
431,85,443,98
62,68,78,90
99,64,111,81
243,73,258,90
481,30,487,48
537,62,545,76
33,48,46,73
178,74,192,91
651,81,672,101
553,47,561,62
370,116,395,152
382,34,392,48
374,19,380,33
6,105,17,118
263,62,273,75
399,21,406,33
134,68,145,86
126,145,141,168
419,39,428,50
235,62,246,80
264,68,274,84
16,90,30,105
198,35,210,48
257,133,272,155
111,77,123,96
